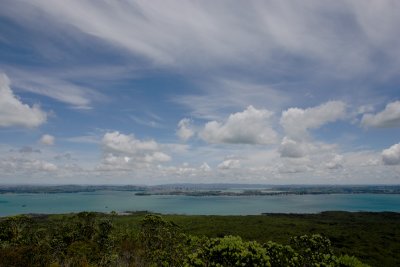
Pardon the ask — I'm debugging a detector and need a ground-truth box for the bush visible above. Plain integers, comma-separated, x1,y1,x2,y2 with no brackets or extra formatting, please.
186,235,271,266
263,241,299,267
336,255,370,267
290,234,336,266
139,214,188,266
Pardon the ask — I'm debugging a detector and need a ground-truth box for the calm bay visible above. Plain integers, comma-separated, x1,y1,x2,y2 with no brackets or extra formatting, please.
1,191,400,216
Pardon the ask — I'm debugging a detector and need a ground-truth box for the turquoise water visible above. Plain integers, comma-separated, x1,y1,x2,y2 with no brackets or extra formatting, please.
1,191,400,216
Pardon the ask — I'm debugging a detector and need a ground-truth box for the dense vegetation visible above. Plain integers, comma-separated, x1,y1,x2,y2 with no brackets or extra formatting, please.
1,211,398,266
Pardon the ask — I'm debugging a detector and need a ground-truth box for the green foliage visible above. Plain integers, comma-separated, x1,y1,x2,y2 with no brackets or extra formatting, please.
0,215,34,245
290,234,336,266
157,211,399,267
186,235,271,266
336,255,370,267
75,212,98,241
0,212,375,267
0,212,120,267
139,214,189,266
263,241,299,267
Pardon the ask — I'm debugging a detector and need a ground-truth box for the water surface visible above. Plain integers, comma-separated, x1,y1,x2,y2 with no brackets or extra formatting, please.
1,191,399,216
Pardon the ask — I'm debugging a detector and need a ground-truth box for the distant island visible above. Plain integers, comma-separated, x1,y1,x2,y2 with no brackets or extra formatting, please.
0,184,146,194
1,184,399,196
135,184,400,196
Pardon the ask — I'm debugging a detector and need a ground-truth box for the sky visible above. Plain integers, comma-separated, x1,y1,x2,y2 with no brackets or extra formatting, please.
0,0,399,185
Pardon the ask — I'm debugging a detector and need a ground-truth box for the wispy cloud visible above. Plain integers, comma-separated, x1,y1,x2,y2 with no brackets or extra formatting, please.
2,0,399,78
174,78,289,120
5,68,105,109
130,114,163,129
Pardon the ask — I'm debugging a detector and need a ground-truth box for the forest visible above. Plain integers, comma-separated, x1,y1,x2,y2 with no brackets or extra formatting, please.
1,211,399,266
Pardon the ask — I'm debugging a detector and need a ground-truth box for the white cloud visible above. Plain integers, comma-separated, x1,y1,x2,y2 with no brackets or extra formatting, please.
326,154,344,169
200,105,277,144
40,134,55,145
277,158,313,174
0,156,58,173
280,101,346,139
144,152,171,163
177,118,194,141
99,131,171,170
361,101,400,128
218,159,240,170
97,153,132,171
275,140,344,174
0,73,47,128
102,131,159,154
343,150,380,167
39,161,58,171
382,143,400,165
170,166,196,176
199,162,211,172
279,137,307,158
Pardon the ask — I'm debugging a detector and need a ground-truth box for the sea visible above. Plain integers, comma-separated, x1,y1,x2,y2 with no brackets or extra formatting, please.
1,191,400,216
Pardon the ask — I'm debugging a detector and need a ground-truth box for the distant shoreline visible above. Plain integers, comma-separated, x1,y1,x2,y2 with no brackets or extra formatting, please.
134,189,400,197
1,210,399,219
1,184,399,195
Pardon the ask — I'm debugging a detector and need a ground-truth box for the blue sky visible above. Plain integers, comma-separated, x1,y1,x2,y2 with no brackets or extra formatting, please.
0,0,399,184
